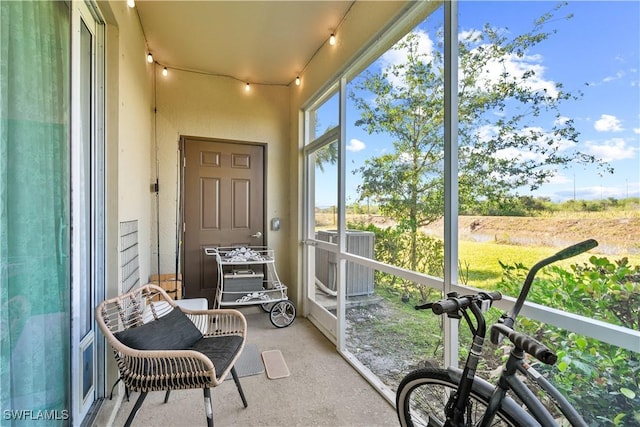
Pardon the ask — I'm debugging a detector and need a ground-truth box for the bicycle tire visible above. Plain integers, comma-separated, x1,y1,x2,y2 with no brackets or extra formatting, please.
396,368,531,427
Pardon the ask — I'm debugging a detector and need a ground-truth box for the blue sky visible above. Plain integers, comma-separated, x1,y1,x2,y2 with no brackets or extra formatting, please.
317,1,639,207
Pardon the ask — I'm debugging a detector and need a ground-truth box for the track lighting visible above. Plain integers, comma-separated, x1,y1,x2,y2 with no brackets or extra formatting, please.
329,33,336,46
295,76,300,86
162,67,168,77
245,82,250,92
127,0,135,8
147,53,153,63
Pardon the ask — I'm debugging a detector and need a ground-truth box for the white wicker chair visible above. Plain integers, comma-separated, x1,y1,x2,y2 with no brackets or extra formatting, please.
96,284,248,427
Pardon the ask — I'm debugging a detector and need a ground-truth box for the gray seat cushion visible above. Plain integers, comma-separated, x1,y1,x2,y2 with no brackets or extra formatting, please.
115,307,203,350
190,335,244,378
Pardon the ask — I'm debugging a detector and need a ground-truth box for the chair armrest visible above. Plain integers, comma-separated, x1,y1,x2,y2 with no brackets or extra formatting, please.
182,308,247,338
113,346,219,391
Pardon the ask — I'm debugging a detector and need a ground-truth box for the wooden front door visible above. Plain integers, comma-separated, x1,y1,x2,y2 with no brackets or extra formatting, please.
181,137,265,305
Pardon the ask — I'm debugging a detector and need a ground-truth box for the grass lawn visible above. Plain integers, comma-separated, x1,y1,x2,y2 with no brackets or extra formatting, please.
458,240,640,289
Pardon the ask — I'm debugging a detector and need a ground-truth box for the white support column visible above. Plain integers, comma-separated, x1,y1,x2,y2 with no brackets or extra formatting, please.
336,76,348,352
443,0,460,369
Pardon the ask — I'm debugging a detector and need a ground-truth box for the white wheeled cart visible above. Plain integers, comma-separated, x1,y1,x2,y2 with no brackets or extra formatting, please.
203,246,296,328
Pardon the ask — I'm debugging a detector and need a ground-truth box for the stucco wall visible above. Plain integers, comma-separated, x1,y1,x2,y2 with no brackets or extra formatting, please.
152,69,291,296
103,1,154,294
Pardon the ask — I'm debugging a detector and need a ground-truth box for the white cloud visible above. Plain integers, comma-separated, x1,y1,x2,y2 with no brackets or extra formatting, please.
380,30,435,88
381,30,434,70
459,29,483,45
554,116,570,126
461,24,561,98
473,124,576,162
571,185,638,200
547,172,572,185
494,146,540,162
398,152,412,163
379,27,558,100
346,138,366,152
542,180,640,202
594,114,623,132
585,64,634,87
470,50,558,97
586,138,637,162
602,70,626,83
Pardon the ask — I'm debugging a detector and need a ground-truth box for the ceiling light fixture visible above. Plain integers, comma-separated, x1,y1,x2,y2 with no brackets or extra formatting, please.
245,82,251,92
329,33,336,46
162,67,168,77
295,76,300,86
147,53,153,63
127,0,135,8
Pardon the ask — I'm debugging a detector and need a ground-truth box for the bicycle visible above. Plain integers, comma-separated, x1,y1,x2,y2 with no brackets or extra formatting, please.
396,239,598,427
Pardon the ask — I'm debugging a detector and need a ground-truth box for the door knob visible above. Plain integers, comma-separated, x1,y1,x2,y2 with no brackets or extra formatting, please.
251,231,262,238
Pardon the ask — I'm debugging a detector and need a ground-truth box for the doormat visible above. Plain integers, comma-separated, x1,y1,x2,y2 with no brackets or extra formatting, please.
261,350,290,379
227,343,264,379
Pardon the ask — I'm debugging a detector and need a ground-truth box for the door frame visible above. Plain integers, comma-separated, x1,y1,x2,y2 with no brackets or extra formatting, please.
302,78,346,345
303,127,341,342
178,136,268,301
70,0,105,424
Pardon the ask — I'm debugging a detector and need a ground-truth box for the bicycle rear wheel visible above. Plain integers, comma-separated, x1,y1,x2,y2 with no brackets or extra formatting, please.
396,368,527,427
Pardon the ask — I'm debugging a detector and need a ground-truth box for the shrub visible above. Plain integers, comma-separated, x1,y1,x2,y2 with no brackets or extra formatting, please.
496,257,640,426
348,222,444,302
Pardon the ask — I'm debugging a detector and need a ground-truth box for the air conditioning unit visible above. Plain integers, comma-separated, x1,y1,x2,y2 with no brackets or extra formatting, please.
315,230,375,296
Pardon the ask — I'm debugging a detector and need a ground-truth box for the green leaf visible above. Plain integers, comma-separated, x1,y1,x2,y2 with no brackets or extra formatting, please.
613,413,626,425
557,361,568,372
571,359,594,376
620,388,636,399
575,336,588,351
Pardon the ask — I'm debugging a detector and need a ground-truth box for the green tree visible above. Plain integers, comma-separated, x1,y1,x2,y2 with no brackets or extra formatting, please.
350,3,609,269
313,140,337,172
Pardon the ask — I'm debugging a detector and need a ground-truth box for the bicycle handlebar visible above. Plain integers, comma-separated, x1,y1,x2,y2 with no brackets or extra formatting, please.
418,241,596,362
429,291,502,315
491,239,598,346
508,239,598,322
491,323,557,365
551,239,598,261
432,296,470,315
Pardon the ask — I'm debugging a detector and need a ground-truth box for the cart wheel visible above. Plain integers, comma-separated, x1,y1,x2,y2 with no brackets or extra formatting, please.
260,302,274,313
269,300,296,328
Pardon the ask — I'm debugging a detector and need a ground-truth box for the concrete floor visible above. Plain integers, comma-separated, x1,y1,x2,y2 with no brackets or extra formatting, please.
98,306,398,427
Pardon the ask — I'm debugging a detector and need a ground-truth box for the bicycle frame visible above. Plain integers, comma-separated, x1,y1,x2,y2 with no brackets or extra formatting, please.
448,311,586,427
447,301,488,425
443,366,536,425
445,299,550,426
408,240,597,427
481,346,585,427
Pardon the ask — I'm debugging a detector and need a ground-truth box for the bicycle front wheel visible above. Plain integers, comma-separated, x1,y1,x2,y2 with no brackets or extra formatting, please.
396,368,527,427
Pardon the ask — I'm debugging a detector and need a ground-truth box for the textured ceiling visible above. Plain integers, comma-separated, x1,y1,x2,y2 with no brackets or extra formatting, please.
135,1,354,86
